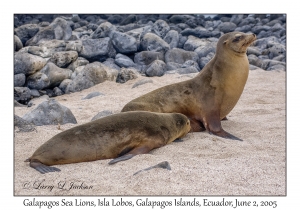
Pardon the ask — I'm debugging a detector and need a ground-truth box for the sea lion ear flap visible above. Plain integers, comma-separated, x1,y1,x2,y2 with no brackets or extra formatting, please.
223,40,228,44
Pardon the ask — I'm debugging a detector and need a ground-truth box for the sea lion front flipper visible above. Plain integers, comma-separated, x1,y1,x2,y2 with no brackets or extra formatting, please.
204,113,243,141
108,145,152,165
30,161,61,174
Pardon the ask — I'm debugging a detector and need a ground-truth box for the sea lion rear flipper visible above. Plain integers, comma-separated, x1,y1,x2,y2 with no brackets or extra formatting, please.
30,161,61,174
108,145,152,165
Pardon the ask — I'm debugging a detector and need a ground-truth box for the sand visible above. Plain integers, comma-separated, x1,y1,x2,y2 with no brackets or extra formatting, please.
14,69,286,196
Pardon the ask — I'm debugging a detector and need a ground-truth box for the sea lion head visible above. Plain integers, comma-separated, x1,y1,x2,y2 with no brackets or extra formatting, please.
218,31,256,55
172,113,191,138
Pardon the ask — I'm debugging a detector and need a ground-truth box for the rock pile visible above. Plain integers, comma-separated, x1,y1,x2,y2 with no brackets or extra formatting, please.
14,14,286,105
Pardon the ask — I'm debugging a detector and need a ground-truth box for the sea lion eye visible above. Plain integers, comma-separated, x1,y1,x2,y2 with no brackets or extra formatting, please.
233,35,242,42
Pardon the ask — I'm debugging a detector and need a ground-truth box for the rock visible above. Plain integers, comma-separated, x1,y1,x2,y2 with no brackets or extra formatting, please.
177,34,188,48
134,51,165,66
50,51,78,68
151,19,170,38
90,22,116,39
79,38,116,61
116,67,139,83
247,54,263,68
247,47,262,56
103,58,121,71
82,91,104,100
22,99,77,126
107,15,123,24
194,42,217,58
230,14,244,25
169,15,195,24
14,100,27,107
25,17,72,46
58,79,72,93
14,115,36,132
145,60,167,77
184,35,211,51
36,39,67,57
14,87,32,104
133,161,171,176
181,26,220,38
166,62,182,71
266,64,286,71
163,30,179,49
181,60,200,71
91,110,113,121
14,24,40,45
120,15,137,25
14,73,26,87
218,22,237,33
132,78,153,88
140,33,170,53
53,87,63,96
252,25,271,35
65,40,82,52
14,52,47,75
111,31,138,54
39,62,72,88
65,62,118,93
67,57,89,71
30,89,41,98
165,48,199,64
26,72,50,90
262,44,286,59
14,35,23,51
115,53,137,69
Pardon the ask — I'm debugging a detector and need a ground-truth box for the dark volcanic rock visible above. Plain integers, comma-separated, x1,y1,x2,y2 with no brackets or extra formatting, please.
14,52,47,75
140,33,170,53
165,48,199,64
14,24,40,45
26,17,72,46
22,99,77,126
14,73,26,87
14,87,32,104
50,51,78,68
91,110,113,121
111,31,138,54
91,22,116,39
79,38,116,61
134,51,165,66
116,67,139,83
145,60,167,77
151,19,170,38
14,115,36,132
163,30,179,49
14,35,23,51
218,22,237,33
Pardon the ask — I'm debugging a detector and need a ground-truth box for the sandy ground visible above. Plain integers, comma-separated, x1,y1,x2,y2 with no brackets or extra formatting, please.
14,69,286,196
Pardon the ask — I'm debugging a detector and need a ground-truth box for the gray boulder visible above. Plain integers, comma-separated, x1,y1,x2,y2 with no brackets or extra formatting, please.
90,22,116,39
58,79,72,93
14,87,32,104
132,78,153,88
67,57,89,71
145,60,167,77
163,30,179,49
65,62,118,93
165,48,199,64
152,19,170,38
14,115,36,132
184,35,213,51
91,110,113,121
111,31,138,54
22,99,77,126
39,62,72,88
134,51,165,66
116,67,139,83
218,22,237,33
14,73,26,87
79,38,116,61
115,53,136,68
14,52,47,75
14,24,40,45
140,33,170,53
103,58,121,71
50,51,78,68
82,91,104,100
26,17,72,46
26,72,50,90
14,35,23,51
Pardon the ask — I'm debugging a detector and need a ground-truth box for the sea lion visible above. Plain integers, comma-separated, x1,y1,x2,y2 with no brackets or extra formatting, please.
25,111,191,174
122,32,256,141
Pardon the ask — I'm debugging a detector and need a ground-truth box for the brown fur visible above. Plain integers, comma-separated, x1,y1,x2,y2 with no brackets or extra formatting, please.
26,111,190,173
122,32,256,140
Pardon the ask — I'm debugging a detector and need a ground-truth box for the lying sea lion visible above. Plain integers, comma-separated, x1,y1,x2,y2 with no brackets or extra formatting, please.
122,32,256,141
25,111,191,174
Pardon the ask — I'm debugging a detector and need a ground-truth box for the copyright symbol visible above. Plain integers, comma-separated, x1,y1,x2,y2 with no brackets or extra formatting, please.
23,182,30,189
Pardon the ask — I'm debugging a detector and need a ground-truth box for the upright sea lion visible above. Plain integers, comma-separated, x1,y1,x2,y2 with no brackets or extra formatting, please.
25,111,191,174
122,32,256,140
